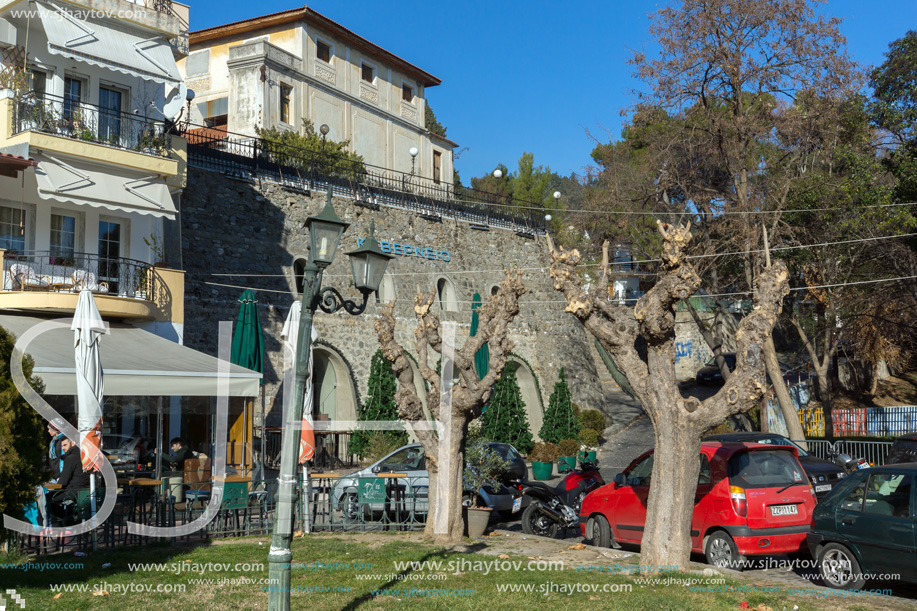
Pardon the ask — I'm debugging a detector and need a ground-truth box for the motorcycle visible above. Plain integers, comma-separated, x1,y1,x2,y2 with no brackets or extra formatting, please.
519,460,604,538
828,446,870,474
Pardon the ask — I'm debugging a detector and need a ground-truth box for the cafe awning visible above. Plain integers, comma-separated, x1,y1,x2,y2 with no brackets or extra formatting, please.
34,154,176,218
37,2,181,88
0,315,262,397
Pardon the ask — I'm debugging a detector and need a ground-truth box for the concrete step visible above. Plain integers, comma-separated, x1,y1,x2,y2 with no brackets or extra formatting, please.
589,342,622,393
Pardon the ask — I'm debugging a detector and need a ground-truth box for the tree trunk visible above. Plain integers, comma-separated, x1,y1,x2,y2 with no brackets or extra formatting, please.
762,336,807,449
640,348,703,572
866,362,880,398
430,416,469,544
816,369,834,440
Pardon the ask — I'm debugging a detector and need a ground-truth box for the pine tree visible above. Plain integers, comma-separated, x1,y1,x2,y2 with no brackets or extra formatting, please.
480,365,534,454
539,368,580,444
350,349,405,458
0,325,45,526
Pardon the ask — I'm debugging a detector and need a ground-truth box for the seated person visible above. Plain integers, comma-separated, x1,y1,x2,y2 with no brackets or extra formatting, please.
50,437,90,521
158,437,193,472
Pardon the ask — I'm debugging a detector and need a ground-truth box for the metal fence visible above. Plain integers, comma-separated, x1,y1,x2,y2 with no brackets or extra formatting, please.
791,439,894,466
263,428,354,470
15,473,428,555
183,128,546,235
13,92,172,157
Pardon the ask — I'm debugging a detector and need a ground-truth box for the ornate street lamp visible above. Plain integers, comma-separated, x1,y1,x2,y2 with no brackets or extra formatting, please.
268,186,393,611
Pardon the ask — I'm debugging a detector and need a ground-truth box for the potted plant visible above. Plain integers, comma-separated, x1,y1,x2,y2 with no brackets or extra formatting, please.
462,440,509,538
557,438,580,474
579,428,599,464
529,441,557,481
144,232,168,267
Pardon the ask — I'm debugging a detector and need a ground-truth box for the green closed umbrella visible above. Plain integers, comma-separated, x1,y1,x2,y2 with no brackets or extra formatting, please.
231,290,264,374
470,293,490,381
230,290,264,477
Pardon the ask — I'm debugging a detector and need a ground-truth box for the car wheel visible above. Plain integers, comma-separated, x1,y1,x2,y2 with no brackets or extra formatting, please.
818,543,866,590
587,514,611,548
705,531,745,570
341,493,363,524
521,503,559,538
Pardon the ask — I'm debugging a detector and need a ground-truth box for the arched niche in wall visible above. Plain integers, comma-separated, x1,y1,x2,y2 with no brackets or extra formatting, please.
436,276,458,312
507,358,544,441
292,258,307,294
311,345,358,425
488,283,500,297
376,273,395,304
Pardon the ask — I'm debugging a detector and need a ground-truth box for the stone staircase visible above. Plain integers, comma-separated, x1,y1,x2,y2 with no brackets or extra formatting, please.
589,341,622,397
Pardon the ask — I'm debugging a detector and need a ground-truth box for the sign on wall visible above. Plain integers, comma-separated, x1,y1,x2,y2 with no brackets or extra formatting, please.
356,237,451,262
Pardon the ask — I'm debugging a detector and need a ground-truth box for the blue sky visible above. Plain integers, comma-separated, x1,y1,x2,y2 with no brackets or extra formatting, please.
191,0,917,183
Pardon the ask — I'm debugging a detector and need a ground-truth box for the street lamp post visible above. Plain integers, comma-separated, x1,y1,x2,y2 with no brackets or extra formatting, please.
267,186,393,611
409,146,419,177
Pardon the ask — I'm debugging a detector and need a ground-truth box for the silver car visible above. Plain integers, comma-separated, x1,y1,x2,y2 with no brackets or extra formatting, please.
331,443,524,522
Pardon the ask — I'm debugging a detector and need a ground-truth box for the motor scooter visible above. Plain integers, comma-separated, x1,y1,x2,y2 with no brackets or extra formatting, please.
828,445,870,473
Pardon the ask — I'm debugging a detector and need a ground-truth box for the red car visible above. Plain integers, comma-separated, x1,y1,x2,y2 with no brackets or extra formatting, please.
580,442,816,568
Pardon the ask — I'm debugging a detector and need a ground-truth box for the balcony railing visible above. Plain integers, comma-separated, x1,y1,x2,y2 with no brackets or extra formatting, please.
2,250,160,301
13,92,172,158
183,126,546,235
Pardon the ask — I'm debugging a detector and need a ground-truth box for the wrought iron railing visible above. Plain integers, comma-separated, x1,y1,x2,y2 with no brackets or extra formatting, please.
13,92,172,157
2,250,160,301
263,427,353,470
183,126,546,234
15,473,429,555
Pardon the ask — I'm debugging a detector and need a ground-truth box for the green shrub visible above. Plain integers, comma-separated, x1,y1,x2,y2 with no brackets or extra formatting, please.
557,438,580,457
540,369,581,444
350,350,406,458
578,409,606,433
464,440,510,505
529,441,558,463
580,428,599,449
480,365,534,454
362,432,406,464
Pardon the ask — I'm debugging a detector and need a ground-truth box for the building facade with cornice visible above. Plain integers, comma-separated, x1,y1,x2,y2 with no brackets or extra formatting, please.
178,6,455,184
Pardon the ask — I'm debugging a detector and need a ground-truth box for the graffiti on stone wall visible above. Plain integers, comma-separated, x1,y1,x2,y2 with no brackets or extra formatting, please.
675,341,692,362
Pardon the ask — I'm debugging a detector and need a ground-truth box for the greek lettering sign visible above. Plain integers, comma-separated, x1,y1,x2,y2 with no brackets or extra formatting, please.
356,237,450,262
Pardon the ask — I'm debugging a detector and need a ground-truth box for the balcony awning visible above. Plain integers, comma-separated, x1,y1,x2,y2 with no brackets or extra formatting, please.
0,315,262,397
36,2,181,88
34,154,176,218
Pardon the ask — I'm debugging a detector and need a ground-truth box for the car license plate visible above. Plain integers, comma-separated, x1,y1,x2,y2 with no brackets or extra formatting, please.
512,497,522,514
771,504,798,516
815,484,832,493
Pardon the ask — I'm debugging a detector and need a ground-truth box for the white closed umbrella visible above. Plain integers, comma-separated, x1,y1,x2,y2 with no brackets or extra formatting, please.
281,301,317,532
281,301,317,464
73,290,106,472
73,289,106,549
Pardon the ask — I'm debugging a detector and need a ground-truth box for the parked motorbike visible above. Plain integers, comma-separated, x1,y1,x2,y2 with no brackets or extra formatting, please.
828,447,870,474
519,460,604,538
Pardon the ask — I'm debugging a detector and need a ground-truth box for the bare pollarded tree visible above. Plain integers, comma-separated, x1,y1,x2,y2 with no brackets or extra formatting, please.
548,222,789,572
374,272,526,544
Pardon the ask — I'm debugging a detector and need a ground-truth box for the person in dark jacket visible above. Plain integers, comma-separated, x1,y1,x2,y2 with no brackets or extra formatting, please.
57,437,90,490
160,437,193,471
50,437,90,522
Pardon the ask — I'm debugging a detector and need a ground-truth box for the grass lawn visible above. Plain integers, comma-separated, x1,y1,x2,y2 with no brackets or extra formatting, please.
1,533,824,611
